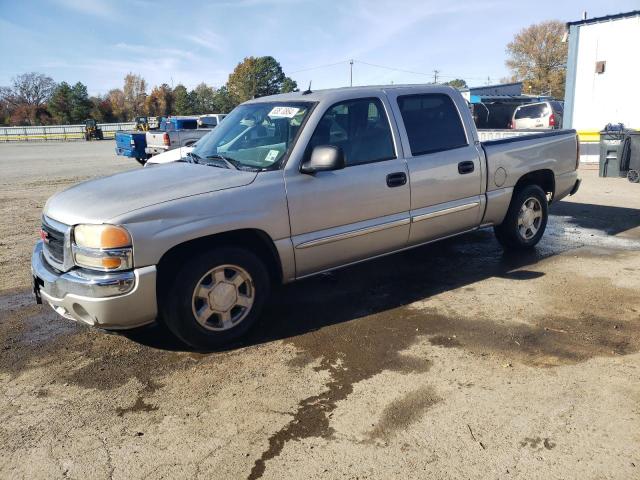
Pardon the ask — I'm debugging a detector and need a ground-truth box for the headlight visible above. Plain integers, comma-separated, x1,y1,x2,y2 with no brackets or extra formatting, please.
72,224,133,271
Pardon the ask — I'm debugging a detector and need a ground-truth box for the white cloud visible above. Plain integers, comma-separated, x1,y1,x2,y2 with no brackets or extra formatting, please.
183,30,227,54
114,42,197,60
51,0,116,18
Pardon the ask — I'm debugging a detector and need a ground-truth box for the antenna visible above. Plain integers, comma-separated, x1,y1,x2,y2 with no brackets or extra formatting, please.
302,81,312,95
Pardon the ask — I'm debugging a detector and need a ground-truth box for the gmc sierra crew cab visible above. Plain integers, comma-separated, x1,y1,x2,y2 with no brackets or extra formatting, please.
32,85,581,349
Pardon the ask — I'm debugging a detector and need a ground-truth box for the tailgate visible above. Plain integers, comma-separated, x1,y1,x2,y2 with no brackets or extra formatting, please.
145,132,164,146
115,131,134,150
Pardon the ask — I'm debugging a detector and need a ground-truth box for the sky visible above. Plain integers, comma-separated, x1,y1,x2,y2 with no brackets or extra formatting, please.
1,0,638,96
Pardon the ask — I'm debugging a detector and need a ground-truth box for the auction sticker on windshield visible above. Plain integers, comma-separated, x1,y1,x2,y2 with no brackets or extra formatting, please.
264,149,280,163
269,106,300,118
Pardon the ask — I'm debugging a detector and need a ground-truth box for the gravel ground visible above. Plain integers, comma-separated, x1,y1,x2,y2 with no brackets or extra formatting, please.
1,142,639,479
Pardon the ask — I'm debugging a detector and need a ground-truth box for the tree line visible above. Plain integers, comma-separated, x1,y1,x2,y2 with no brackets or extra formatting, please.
1,20,568,126
0,56,297,126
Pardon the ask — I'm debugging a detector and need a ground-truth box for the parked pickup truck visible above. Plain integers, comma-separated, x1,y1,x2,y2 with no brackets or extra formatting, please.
145,116,209,156
115,131,149,165
32,85,580,349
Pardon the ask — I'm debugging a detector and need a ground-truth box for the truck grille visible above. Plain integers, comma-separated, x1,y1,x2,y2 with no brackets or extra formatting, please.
42,219,65,264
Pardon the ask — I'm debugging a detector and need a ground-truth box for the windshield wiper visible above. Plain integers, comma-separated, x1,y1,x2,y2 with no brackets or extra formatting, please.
186,151,230,169
205,154,239,170
185,151,202,164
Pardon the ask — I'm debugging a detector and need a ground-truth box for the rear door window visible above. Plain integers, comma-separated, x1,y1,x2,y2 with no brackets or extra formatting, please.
397,94,468,156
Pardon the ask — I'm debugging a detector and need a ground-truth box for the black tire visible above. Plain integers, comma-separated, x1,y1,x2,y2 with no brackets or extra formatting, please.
159,247,270,350
494,184,548,250
135,157,147,166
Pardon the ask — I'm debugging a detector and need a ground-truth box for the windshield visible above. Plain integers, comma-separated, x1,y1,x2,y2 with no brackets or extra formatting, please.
191,101,313,171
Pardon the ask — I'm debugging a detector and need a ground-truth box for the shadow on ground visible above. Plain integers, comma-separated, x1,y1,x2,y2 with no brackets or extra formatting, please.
551,201,640,236
125,201,640,353
125,228,543,351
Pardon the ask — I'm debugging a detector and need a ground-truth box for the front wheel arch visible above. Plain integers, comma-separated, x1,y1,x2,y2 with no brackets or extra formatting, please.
156,229,283,298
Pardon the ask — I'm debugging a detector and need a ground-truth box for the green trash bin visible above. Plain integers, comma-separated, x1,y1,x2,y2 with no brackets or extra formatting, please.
621,131,640,183
599,129,627,178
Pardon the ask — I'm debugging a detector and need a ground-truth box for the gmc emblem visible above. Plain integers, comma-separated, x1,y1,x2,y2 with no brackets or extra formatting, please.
40,229,50,244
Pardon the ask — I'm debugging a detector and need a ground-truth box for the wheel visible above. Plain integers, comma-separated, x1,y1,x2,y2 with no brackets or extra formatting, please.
628,170,639,183
135,157,147,166
494,184,548,250
159,247,270,350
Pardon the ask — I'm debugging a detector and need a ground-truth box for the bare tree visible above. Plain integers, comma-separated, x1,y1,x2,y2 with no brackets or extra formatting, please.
1,72,56,107
505,20,567,99
0,72,56,124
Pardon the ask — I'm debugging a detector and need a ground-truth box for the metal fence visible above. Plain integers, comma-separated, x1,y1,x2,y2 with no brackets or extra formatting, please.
0,122,136,142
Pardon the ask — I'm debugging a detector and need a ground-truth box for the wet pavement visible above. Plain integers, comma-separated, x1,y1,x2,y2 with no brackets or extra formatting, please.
0,144,639,480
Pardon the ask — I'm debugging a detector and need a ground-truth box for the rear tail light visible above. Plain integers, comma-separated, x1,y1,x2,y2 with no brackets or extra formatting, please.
163,133,170,146
549,113,556,128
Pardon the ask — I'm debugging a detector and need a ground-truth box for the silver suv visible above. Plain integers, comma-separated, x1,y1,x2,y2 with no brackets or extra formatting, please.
511,101,564,130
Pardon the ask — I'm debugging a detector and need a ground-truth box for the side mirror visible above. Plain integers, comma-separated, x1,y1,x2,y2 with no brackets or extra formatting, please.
300,145,346,175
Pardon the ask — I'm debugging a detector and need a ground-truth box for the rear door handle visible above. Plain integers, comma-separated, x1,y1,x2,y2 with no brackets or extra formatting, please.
458,161,475,174
386,172,407,188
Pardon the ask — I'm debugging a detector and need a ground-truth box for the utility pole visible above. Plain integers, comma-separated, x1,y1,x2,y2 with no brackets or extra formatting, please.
486,76,491,86
433,70,439,84
349,59,354,87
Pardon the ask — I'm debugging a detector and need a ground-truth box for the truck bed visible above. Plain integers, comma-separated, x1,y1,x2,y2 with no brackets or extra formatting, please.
480,129,579,225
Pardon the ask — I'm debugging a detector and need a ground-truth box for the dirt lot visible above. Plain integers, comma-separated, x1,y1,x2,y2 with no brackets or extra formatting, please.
1,142,639,479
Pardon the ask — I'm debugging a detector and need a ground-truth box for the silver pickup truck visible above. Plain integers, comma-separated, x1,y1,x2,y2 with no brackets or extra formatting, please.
32,85,580,349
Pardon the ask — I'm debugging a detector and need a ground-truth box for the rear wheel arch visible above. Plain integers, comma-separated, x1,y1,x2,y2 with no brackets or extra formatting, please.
513,169,555,203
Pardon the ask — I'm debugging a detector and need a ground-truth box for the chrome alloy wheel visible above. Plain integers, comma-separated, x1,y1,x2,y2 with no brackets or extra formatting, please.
191,265,255,331
517,197,543,241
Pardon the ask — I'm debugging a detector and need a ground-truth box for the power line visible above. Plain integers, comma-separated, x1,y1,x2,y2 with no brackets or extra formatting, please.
288,60,350,74
288,58,501,87
354,60,432,78
351,60,493,83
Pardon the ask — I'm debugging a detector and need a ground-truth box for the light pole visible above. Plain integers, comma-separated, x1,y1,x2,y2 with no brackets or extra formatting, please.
349,59,354,87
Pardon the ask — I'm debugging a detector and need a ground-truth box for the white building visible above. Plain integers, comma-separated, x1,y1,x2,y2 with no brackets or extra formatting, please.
564,10,640,132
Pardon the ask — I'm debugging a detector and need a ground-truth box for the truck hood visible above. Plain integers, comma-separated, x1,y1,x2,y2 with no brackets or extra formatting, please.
45,162,258,225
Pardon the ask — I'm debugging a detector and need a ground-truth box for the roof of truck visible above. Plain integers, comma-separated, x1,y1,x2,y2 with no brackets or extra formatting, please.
245,84,458,104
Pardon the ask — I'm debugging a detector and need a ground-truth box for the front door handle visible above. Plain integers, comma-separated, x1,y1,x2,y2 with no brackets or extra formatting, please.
386,172,407,187
458,161,475,174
